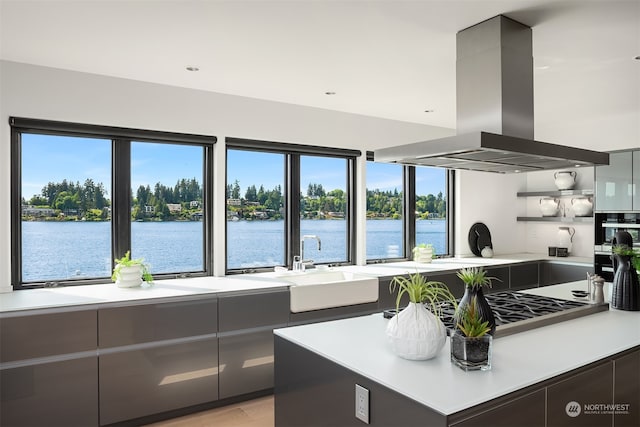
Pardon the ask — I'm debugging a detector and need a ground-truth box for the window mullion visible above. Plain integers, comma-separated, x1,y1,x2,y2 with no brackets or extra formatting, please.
405,166,416,259
287,154,301,265
112,139,131,263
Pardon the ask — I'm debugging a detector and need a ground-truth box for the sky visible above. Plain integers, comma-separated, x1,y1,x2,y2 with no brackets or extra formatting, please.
22,134,446,200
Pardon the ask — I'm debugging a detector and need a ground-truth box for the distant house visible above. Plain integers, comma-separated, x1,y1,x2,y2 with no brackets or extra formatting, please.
253,211,268,219
227,198,241,206
22,205,55,217
327,211,345,218
190,200,199,208
167,203,182,213
145,205,155,214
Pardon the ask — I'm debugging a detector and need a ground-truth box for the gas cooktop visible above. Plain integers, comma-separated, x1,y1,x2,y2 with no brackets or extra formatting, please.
384,291,609,338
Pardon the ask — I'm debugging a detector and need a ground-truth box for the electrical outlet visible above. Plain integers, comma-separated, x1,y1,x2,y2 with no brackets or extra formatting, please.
355,384,369,424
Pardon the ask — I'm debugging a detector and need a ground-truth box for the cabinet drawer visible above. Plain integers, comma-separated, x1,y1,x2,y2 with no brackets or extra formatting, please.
99,297,217,347
219,330,275,399
1,357,98,427
218,289,289,332
0,310,97,362
99,338,218,425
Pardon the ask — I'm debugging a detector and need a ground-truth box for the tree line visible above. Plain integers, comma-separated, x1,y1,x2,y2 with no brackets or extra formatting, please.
22,178,203,221
22,178,445,222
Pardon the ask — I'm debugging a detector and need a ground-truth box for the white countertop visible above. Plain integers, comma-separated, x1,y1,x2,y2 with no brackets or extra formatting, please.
274,281,640,416
0,253,591,314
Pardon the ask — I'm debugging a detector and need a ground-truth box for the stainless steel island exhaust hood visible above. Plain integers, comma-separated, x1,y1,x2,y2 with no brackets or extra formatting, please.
374,15,609,173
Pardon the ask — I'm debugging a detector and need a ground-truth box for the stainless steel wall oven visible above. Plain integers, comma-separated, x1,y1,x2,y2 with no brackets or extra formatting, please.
594,212,640,281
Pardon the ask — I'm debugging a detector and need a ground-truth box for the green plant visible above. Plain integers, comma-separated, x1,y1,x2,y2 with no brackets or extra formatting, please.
455,296,491,338
412,243,435,258
389,272,457,317
612,244,637,257
111,251,153,283
456,267,498,290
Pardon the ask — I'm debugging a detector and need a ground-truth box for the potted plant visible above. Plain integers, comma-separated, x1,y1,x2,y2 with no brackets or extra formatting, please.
450,296,493,371
456,267,498,335
111,251,153,288
610,245,640,311
412,243,435,263
386,272,457,360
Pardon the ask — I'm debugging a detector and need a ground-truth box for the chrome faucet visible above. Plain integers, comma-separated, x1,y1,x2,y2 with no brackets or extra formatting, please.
300,235,321,268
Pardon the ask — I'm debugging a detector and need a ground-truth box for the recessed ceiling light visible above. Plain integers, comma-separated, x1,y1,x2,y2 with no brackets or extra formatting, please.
424,109,435,113
635,56,640,61
325,91,336,95
186,66,200,72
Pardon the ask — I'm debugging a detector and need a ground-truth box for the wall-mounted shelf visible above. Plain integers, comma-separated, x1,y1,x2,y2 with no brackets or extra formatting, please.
517,189,594,197
517,216,593,223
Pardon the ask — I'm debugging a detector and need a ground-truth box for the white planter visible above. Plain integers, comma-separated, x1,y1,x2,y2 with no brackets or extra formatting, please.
386,302,446,360
115,265,143,288
413,247,433,263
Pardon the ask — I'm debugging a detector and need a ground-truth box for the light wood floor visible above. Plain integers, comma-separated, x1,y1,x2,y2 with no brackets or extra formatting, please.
146,395,274,427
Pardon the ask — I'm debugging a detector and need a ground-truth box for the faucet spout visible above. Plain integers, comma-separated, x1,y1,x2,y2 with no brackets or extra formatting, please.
300,235,321,265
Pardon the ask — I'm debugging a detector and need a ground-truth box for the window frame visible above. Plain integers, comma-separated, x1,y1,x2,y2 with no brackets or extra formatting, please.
10,117,215,289
365,151,455,263
225,137,360,274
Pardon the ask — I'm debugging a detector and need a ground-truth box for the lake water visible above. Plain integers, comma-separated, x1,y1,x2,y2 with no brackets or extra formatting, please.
21,219,446,281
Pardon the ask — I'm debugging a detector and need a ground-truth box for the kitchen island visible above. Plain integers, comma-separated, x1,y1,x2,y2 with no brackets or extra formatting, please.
273,282,640,427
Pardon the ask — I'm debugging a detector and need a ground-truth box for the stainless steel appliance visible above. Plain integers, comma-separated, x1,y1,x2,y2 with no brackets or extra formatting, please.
437,292,608,338
594,212,640,281
384,291,608,338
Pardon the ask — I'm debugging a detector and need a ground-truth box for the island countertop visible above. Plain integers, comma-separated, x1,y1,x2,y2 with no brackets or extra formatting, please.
0,253,589,314
273,281,640,416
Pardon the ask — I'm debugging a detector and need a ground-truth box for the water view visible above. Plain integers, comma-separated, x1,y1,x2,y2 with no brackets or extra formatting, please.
22,219,446,282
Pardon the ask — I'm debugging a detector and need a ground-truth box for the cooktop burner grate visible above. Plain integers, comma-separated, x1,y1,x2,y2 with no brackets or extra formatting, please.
384,290,609,338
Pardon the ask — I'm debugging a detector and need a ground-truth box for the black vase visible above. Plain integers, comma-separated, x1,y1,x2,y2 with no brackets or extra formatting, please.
611,254,640,311
456,286,496,336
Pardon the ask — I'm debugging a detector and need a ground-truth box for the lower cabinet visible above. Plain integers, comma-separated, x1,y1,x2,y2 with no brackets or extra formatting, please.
546,362,614,427
219,330,275,399
0,356,98,427
450,389,546,427
540,262,593,287
614,349,640,427
99,338,219,425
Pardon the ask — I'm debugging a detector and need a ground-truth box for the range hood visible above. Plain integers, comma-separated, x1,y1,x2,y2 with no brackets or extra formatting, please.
374,15,609,173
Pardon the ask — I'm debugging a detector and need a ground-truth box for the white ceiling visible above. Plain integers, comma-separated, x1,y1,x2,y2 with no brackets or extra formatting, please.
1,0,638,134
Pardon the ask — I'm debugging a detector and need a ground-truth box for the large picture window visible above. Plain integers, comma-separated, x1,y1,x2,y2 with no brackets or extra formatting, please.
10,117,214,289
366,155,453,262
226,138,358,273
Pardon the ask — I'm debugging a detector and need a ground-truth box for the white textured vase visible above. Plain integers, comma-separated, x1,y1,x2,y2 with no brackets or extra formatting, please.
386,302,446,360
115,265,143,288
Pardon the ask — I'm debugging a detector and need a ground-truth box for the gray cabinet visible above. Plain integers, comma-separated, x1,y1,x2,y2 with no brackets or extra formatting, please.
450,389,546,427
547,362,614,427
99,338,218,425
595,151,634,211
0,310,99,427
218,289,289,399
540,262,593,287
1,357,99,427
614,349,640,427
99,297,218,347
510,262,539,289
97,296,219,425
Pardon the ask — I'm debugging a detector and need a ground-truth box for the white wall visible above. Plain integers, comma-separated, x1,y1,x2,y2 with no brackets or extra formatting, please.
0,60,455,290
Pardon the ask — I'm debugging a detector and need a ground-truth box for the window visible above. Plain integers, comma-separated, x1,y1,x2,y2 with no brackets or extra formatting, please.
226,149,286,269
19,134,112,282
415,166,449,256
11,117,214,289
226,138,358,273
365,153,453,262
365,161,404,259
131,141,206,274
